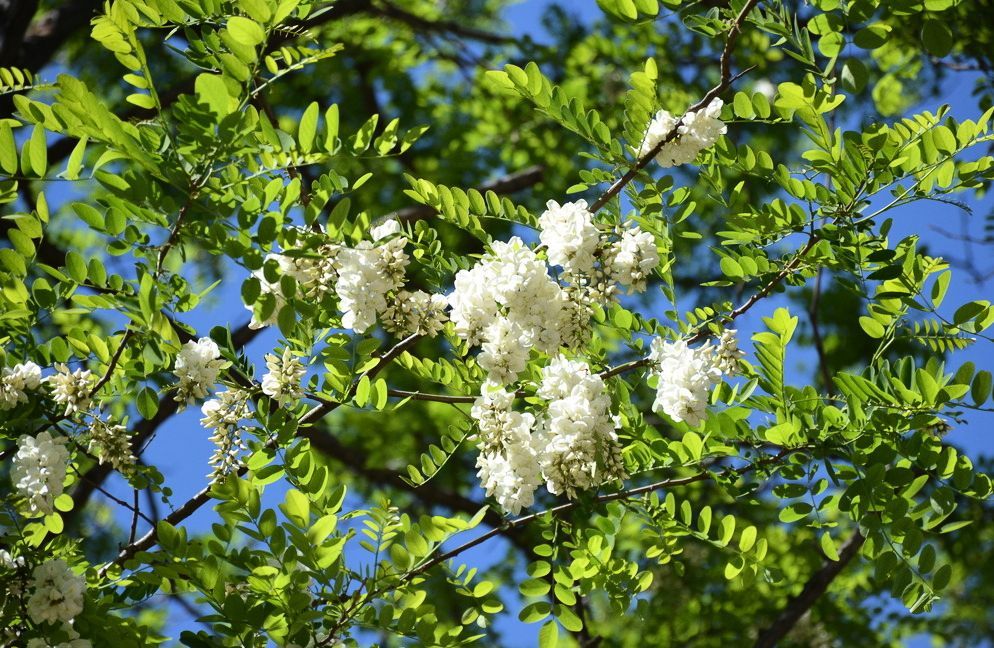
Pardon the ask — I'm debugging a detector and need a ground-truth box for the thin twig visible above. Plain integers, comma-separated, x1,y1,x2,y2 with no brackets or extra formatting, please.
129,488,140,545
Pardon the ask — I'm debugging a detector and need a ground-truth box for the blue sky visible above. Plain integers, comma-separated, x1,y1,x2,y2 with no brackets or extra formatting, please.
42,1,994,645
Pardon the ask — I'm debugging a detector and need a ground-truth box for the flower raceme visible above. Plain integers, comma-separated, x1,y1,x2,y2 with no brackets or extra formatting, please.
26,559,86,625
243,219,444,337
172,337,226,405
0,361,43,410
637,98,727,168
468,331,740,514
471,357,626,514
648,330,743,427
261,348,306,405
12,431,70,516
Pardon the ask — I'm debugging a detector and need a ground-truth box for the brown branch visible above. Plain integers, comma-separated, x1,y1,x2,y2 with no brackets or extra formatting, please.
753,531,865,648
373,0,515,46
0,1,39,66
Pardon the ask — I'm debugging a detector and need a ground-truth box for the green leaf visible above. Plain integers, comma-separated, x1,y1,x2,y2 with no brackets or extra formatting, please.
971,370,992,406
840,58,868,93
859,316,885,338
922,20,953,57
63,136,88,180
73,203,104,230
126,93,156,110
520,578,551,597
195,73,231,117
137,386,159,419
555,604,583,632
853,23,890,49
65,251,87,283
227,16,266,46
298,101,319,152
0,122,18,174
27,125,47,177
739,525,757,552
519,601,552,624
280,489,309,526
538,621,559,648
820,531,840,561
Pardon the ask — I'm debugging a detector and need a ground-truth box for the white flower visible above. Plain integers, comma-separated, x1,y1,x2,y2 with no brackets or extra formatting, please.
0,549,25,570
370,218,401,241
476,448,543,516
0,361,43,410
335,237,409,333
471,388,543,515
173,337,225,404
261,348,306,405
713,328,744,375
87,416,134,472
637,98,726,167
477,318,531,386
536,355,590,401
648,337,721,427
26,623,91,648
448,237,580,384
535,357,625,498
11,432,69,516
382,290,449,337
607,226,659,292
26,559,86,625
538,200,600,276
201,388,251,478
45,364,94,416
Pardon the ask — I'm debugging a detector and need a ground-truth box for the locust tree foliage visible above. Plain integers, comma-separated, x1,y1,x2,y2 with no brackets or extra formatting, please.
2,0,994,646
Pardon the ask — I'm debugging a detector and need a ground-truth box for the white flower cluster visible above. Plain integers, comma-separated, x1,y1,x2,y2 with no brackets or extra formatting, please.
605,226,660,293
649,329,742,427
539,200,601,276
45,364,94,417
534,357,626,498
261,348,306,405
538,200,660,299
383,290,449,337
0,361,42,410
11,432,69,516
201,388,251,478
334,235,409,333
473,388,544,515
27,626,91,648
0,549,25,570
637,98,726,168
26,559,86,625
448,237,586,385
173,337,225,405
472,357,626,514
244,220,448,337
86,416,134,472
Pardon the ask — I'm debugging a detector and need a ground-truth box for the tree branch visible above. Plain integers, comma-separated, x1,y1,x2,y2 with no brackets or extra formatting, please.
753,531,865,648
